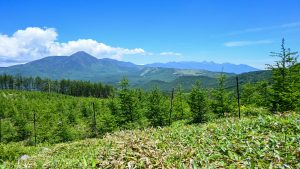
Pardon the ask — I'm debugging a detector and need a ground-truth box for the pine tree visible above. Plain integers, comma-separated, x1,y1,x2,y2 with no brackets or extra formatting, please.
267,39,298,112
188,81,208,123
211,74,233,117
118,78,140,127
173,85,189,120
146,87,168,126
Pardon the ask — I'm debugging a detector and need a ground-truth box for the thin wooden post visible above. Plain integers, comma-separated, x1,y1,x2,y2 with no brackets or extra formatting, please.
236,76,241,119
169,88,174,125
33,112,37,146
92,102,97,136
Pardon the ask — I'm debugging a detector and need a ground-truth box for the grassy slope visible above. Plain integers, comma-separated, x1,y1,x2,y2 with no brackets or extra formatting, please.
2,113,300,168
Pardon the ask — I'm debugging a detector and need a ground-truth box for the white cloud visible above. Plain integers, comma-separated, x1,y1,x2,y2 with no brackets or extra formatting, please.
48,39,145,60
0,27,145,64
0,27,57,59
159,52,182,56
224,40,273,47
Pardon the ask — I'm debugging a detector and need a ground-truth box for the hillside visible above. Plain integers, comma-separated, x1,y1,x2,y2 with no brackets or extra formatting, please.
140,75,218,91
141,70,272,91
2,113,299,168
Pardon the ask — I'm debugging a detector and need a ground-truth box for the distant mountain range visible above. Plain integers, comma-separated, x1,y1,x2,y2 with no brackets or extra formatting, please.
146,61,260,74
0,51,270,91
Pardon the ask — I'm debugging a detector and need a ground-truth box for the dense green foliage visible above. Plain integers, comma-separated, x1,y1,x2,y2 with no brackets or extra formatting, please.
241,81,271,107
1,113,299,168
0,87,172,144
0,90,116,144
0,79,232,145
0,74,114,98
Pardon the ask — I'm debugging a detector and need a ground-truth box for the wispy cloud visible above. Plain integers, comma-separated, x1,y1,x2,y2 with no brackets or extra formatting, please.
280,22,300,28
228,22,300,36
224,40,273,47
159,52,182,56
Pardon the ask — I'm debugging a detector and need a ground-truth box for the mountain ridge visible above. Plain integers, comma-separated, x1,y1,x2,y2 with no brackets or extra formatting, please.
146,61,259,74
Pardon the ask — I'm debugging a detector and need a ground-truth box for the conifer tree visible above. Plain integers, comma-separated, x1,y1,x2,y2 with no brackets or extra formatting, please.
173,85,189,120
146,87,168,126
211,74,233,117
118,78,139,127
268,39,298,112
188,81,208,123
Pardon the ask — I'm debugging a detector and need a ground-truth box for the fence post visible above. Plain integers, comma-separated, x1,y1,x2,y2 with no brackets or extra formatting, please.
236,76,241,119
92,102,97,136
169,88,174,125
33,112,37,146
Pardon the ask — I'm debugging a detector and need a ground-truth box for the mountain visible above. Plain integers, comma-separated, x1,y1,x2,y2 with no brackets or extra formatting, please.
0,51,143,83
146,61,260,74
0,51,233,86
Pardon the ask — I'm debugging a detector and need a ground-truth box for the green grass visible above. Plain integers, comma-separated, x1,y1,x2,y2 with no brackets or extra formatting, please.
1,113,300,168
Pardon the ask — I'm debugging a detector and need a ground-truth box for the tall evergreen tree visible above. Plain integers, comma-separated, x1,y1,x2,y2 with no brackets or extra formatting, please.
118,78,140,127
188,81,208,123
146,87,168,126
211,74,233,117
267,38,298,112
173,85,189,120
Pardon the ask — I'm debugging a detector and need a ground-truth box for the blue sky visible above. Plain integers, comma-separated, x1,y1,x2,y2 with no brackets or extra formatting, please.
0,0,299,69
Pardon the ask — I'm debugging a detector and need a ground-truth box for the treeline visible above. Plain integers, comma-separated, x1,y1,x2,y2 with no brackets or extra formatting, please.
0,39,299,145
0,75,114,98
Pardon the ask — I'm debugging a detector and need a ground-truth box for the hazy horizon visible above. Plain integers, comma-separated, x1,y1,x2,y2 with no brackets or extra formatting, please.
0,51,262,70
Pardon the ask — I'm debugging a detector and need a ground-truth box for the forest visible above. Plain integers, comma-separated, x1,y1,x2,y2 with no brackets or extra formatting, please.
0,75,114,98
0,39,300,167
